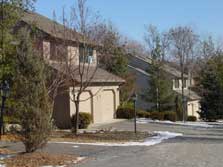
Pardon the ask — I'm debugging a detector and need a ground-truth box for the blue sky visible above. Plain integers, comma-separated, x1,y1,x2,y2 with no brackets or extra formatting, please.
35,0,223,43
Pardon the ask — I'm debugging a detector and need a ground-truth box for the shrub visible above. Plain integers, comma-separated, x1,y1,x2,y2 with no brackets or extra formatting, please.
187,116,197,122
4,115,20,124
71,112,92,129
116,107,135,119
150,112,164,120
137,110,150,118
20,106,53,153
120,102,134,109
145,113,151,118
164,112,177,122
14,28,53,153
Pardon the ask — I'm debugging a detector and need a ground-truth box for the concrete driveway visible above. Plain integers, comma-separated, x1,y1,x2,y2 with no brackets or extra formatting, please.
2,120,223,167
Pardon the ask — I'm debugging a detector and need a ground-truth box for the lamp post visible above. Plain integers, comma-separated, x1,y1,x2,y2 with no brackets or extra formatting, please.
0,80,10,139
132,93,137,134
183,96,188,122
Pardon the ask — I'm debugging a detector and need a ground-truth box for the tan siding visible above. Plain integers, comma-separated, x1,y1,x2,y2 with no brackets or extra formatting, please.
67,46,79,65
43,41,50,60
69,85,120,124
187,100,200,119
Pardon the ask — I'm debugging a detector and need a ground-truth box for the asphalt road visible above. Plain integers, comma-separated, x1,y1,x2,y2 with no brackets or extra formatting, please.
2,121,223,167
76,121,223,167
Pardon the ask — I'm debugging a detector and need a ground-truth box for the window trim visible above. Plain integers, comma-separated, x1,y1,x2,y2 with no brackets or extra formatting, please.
174,79,180,89
79,47,94,64
183,79,187,88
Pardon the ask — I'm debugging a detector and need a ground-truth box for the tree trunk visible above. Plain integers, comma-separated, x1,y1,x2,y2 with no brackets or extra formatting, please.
181,64,185,122
74,93,81,135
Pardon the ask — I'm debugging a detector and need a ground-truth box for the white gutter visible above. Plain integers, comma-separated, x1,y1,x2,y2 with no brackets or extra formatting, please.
128,65,150,77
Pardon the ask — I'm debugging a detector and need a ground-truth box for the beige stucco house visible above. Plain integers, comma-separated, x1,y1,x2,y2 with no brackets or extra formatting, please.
20,11,125,129
172,77,201,119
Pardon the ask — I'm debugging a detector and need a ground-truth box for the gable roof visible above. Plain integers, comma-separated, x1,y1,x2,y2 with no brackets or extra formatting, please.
21,11,92,44
174,89,201,101
128,54,188,78
20,12,124,85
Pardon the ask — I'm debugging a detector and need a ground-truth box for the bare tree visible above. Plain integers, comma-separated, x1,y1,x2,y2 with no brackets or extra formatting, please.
87,21,136,104
67,0,96,135
51,0,127,135
144,25,175,112
166,26,198,121
144,25,169,61
50,0,107,135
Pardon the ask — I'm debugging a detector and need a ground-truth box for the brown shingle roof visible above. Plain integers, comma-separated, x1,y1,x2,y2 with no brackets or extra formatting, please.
50,62,125,84
21,11,90,44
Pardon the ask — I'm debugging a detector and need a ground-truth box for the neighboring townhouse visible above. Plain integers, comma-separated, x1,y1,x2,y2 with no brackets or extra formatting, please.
128,54,201,119
18,11,125,129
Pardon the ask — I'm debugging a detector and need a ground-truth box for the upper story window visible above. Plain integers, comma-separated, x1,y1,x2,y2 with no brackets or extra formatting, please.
50,42,67,61
42,41,50,60
183,79,187,88
174,79,180,89
79,47,94,64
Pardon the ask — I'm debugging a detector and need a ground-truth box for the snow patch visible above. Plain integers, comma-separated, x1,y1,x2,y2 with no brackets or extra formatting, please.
0,154,14,167
0,155,13,161
72,145,79,148
52,131,182,147
137,118,214,128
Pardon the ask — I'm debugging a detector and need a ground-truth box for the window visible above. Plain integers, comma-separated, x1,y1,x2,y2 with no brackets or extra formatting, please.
42,41,50,60
175,79,180,89
183,79,187,88
79,47,94,64
50,42,67,61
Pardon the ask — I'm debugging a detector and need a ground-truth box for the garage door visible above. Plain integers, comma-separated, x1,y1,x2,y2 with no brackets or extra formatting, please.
101,90,115,122
79,91,92,114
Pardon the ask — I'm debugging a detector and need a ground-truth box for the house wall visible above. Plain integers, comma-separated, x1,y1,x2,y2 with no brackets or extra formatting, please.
172,79,189,91
187,100,200,119
69,85,120,124
67,46,79,64
52,87,71,129
42,40,97,66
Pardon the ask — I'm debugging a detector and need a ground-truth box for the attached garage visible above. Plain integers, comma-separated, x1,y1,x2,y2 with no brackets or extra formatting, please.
52,67,125,129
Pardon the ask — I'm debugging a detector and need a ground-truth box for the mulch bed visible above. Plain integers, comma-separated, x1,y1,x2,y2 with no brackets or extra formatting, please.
0,130,153,143
52,130,153,143
0,134,22,142
4,152,79,167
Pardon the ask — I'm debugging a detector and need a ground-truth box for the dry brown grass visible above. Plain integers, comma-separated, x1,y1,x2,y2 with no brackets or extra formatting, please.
4,152,79,167
51,130,153,143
